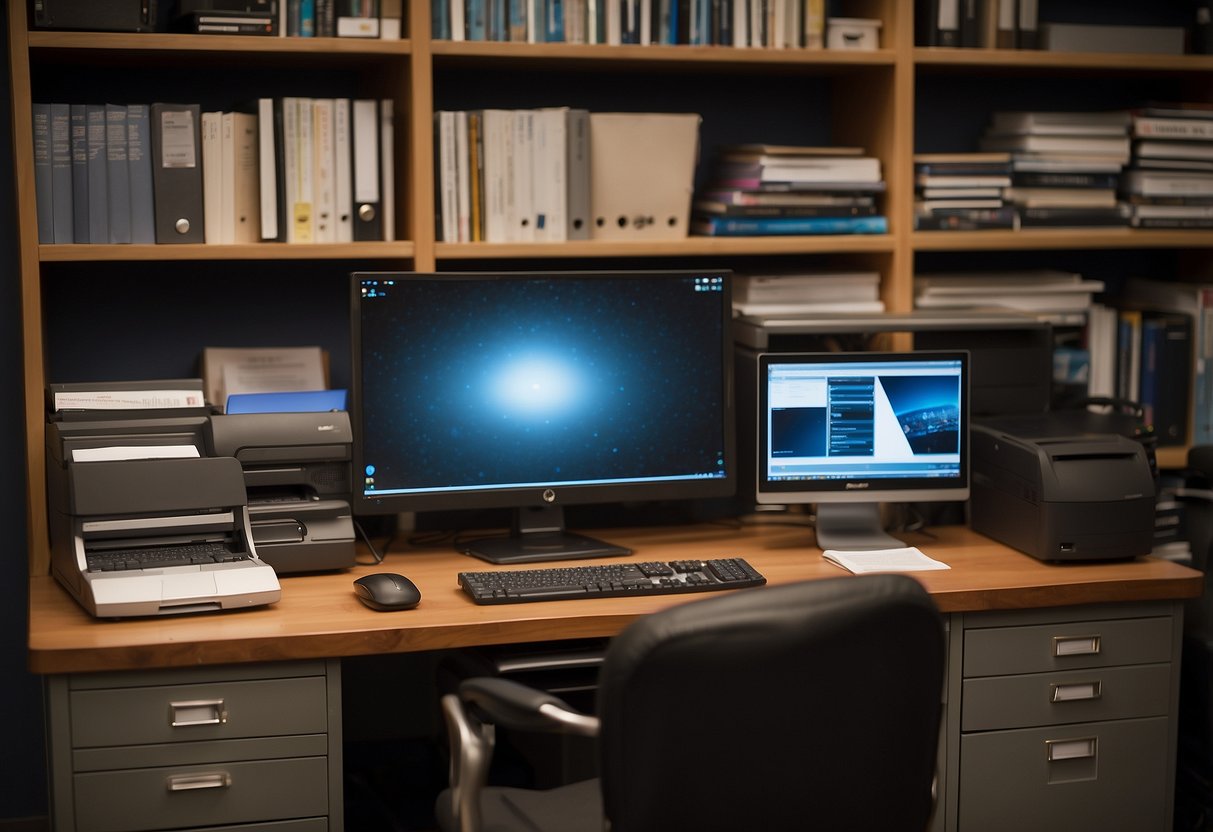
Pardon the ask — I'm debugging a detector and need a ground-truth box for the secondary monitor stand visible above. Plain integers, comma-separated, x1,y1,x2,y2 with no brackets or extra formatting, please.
814,502,907,552
459,504,632,565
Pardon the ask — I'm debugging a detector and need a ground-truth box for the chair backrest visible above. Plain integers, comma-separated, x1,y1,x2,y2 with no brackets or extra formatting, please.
596,573,946,832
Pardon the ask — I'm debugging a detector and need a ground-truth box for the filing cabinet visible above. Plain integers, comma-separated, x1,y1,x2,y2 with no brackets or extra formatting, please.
45,660,343,832
945,602,1182,832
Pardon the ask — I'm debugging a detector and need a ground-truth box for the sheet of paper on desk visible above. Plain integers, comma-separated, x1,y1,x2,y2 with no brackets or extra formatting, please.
822,547,951,575
71,445,201,462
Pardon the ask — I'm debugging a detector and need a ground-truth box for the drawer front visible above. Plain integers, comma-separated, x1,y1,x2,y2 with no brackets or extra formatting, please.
961,662,1171,731
177,819,327,832
963,615,1172,677
74,756,328,832
70,675,329,748
958,717,1169,832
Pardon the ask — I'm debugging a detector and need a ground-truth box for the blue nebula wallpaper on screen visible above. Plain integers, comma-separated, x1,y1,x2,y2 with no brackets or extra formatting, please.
357,274,728,496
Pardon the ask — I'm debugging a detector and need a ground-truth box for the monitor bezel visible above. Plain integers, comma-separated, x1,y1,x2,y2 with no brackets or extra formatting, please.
350,269,737,518
755,350,970,505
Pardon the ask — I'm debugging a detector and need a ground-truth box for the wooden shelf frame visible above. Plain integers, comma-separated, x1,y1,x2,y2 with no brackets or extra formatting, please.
9,0,1213,573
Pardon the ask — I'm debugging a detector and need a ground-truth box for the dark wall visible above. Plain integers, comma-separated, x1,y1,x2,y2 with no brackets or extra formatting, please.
1,5,49,823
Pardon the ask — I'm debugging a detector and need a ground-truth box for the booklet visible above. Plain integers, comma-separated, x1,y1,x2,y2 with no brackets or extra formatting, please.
821,547,951,575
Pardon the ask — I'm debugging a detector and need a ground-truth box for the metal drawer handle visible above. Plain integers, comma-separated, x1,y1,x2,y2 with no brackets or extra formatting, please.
1053,635,1101,657
1046,737,1097,762
169,698,228,727
166,772,232,792
1051,681,1103,702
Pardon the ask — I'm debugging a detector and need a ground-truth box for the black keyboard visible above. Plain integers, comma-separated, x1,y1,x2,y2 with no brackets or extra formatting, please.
86,542,249,572
459,558,766,604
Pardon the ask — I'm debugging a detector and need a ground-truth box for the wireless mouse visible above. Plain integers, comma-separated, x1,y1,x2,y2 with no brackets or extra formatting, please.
353,572,422,611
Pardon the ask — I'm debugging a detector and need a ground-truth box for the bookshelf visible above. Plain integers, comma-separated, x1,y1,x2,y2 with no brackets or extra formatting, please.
8,0,1213,574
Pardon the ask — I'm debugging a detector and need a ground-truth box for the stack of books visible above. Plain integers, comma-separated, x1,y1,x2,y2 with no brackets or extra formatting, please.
913,268,1104,319
912,152,1015,231
732,270,884,317
979,110,1132,227
1123,103,1213,229
692,144,887,236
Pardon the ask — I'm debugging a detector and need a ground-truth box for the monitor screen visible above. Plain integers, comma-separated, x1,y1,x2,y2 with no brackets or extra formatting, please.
351,270,735,563
756,351,969,551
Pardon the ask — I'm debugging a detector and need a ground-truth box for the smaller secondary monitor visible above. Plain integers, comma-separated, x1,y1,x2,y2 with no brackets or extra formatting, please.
351,270,735,564
756,351,969,552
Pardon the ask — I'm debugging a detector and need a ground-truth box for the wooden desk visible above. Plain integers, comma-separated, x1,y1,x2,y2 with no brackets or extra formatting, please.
29,524,1205,832
28,523,1202,674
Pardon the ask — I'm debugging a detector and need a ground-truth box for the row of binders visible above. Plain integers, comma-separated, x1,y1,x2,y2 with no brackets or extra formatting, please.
432,0,842,48
916,0,1038,49
33,97,395,245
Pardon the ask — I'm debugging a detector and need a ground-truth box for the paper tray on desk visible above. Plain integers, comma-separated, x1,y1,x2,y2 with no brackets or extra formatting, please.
590,112,700,241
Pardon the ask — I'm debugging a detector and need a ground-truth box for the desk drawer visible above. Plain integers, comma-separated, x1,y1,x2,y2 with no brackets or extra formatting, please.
70,675,329,748
963,615,1172,677
73,755,328,832
961,663,1171,731
177,821,327,832
958,717,1169,832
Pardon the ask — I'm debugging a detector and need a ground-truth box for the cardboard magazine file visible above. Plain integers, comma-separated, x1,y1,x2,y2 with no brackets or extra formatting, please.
589,112,701,241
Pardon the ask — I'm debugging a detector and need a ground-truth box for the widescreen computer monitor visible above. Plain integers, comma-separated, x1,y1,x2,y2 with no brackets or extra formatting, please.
756,351,969,551
351,270,735,564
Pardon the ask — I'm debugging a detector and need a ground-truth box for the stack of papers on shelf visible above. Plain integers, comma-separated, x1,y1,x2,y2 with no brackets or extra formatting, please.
914,269,1104,315
733,270,884,317
822,547,951,574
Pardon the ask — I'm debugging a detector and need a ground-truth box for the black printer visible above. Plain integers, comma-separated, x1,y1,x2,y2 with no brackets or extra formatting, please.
207,411,356,573
971,413,1156,562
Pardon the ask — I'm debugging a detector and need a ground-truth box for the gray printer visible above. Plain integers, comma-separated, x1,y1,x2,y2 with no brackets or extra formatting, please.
45,416,281,617
971,416,1156,562
207,411,356,573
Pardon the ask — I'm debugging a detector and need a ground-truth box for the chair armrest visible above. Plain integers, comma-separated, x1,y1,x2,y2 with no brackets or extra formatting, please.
459,677,600,737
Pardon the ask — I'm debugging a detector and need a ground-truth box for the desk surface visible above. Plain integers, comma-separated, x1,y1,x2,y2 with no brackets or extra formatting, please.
28,523,1204,675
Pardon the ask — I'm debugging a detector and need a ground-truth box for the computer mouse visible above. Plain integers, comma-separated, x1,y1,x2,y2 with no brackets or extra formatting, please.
353,572,422,611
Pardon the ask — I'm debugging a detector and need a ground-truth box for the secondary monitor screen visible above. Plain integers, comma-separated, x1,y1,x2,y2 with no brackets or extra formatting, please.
757,351,969,551
352,270,735,563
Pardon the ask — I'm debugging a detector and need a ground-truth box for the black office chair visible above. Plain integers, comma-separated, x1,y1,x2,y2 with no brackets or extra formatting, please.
436,573,946,832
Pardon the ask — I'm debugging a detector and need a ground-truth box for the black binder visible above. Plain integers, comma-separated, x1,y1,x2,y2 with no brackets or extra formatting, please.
150,102,206,244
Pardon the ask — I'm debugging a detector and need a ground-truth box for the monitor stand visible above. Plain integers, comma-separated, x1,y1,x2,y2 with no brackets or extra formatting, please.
814,502,907,552
460,505,632,565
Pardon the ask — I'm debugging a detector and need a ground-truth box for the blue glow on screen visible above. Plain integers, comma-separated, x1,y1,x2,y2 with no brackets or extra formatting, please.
358,275,728,496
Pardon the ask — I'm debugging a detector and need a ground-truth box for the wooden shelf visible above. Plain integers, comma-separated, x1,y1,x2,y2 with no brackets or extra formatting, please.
27,30,412,55
912,228,1213,252
914,47,1213,73
38,242,416,262
437,235,897,259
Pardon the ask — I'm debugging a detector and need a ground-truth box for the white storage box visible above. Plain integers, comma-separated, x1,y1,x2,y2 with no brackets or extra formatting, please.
589,112,701,241
827,18,881,50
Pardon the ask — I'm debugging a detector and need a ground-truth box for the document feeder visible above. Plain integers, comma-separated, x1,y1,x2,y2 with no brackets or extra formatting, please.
46,417,280,618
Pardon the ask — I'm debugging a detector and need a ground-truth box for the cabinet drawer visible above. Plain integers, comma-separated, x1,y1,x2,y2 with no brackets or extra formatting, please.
963,615,1172,677
74,755,328,832
70,675,329,748
958,717,1169,832
961,662,1171,731
177,821,327,832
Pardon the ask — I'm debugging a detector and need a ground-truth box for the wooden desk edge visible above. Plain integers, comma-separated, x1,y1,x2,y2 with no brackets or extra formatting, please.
28,525,1206,675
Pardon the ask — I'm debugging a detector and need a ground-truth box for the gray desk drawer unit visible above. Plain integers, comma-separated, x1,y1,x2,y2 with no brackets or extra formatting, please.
45,660,343,832
946,602,1182,832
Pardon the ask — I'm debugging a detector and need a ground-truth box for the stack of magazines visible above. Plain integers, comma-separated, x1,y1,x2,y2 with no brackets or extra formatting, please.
692,144,887,236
